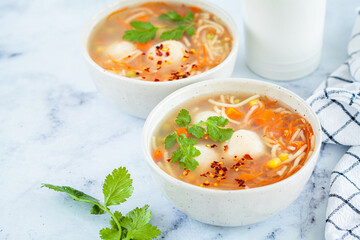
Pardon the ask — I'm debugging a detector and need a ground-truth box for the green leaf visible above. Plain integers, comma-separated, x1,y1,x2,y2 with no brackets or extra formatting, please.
99,227,119,240
186,26,195,36
130,21,156,30
159,10,184,23
165,132,177,149
103,167,134,207
123,28,157,44
160,27,186,41
205,116,234,142
110,211,124,230
170,149,183,162
175,109,191,127
184,12,194,22
179,155,199,171
188,125,205,139
178,134,197,146
41,184,100,204
121,205,161,240
219,128,234,142
186,145,201,157
207,116,229,127
91,204,104,215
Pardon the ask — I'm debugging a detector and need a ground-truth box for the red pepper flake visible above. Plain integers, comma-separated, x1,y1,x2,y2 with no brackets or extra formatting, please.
224,145,228,152
165,52,170,57
167,159,171,162
157,60,162,65
210,144,217,148
148,56,154,61
236,179,245,187
243,154,253,160
154,79,160,82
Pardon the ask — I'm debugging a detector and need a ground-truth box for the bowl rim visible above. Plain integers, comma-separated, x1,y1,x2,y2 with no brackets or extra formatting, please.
80,0,240,86
142,77,323,195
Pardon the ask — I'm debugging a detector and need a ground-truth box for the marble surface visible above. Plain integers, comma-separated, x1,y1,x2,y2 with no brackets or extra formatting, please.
0,0,357,239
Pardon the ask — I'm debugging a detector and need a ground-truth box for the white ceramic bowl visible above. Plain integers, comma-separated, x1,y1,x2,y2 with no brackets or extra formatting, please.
142,78,322,226
81,0,239,118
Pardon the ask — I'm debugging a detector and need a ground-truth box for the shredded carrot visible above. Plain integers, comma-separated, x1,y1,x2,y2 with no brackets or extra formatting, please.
189,6,201,13
106,7,128,21
225,107,244,120
176,127,189,138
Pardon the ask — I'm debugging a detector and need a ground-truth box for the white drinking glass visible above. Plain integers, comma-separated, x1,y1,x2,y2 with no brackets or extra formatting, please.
243,0,327,80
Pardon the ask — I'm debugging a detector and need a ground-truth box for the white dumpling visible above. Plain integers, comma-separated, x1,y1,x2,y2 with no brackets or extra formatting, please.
193,144,219,174
192,111,219,124
146,40,186,73
106,41,136,60
226,130,264,159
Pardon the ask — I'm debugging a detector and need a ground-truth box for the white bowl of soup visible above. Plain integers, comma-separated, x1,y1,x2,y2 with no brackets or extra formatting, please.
81,0,239,118
142,78,322,226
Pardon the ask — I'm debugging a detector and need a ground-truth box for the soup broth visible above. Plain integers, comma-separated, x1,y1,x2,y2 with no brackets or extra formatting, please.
152,94,315,190
88,2,233,82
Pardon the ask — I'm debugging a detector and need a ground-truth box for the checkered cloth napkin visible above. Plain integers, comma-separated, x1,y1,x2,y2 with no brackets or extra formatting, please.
307,11,360,240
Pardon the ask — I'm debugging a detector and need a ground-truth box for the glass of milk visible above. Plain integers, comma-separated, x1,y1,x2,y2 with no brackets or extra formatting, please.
243,0,327,80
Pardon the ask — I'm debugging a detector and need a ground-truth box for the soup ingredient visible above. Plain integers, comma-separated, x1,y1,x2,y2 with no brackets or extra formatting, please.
225,107,244,120
226,129,264,160
123,11,195,43
192,110,219,124
164,109,234,171
42,167,161,240
146,40,186,73
192,144,219,173
106,41,136,60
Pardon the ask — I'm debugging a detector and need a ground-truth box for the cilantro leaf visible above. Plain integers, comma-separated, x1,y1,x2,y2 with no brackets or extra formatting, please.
159,10,184,23
130,21,156,30
188,125,205,139
91,205,105,215
184,12,194,22
99,227,119,240
178,134,197,146
186,26,195,36
41,184,101,210
123,21,158,44
207,116,229,127
103,167,134,207
121,205,161,240
165,132,177,149
110,211,124,230
169,134,200,171
205,116,234,142
160,27,186,40
179,155,199,171
175,109,191,127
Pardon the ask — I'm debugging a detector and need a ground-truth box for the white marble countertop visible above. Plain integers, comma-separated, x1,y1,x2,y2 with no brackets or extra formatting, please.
0,0,358,239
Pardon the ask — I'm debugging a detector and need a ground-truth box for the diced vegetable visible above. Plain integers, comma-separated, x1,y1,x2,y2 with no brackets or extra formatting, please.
267,158,281,168
279,153,288,161
225,107,244,120
153,149,164,159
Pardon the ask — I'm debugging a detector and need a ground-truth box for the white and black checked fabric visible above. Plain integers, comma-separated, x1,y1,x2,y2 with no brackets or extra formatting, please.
307,10,360,240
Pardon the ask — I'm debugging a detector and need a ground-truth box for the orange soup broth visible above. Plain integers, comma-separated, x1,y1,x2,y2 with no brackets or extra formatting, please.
152,94,315,190
88,2,233,82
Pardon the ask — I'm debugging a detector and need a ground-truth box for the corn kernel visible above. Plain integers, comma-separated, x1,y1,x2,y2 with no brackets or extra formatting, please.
249,100,258,106
126,71,136,78
234,99,240,104
279,153,289,161
267,158,281,168
207,33,214,39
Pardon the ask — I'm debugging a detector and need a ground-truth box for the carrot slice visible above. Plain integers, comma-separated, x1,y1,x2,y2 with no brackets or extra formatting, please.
225,107,244,119
176,127,189,138
153,149,164,159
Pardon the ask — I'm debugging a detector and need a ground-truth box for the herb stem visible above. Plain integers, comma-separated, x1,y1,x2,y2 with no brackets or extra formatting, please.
103,205,122,240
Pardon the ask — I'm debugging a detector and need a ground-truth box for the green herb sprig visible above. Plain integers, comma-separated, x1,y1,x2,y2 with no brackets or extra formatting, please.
42,167,161,240
164,109,234,171
123,11,195,44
